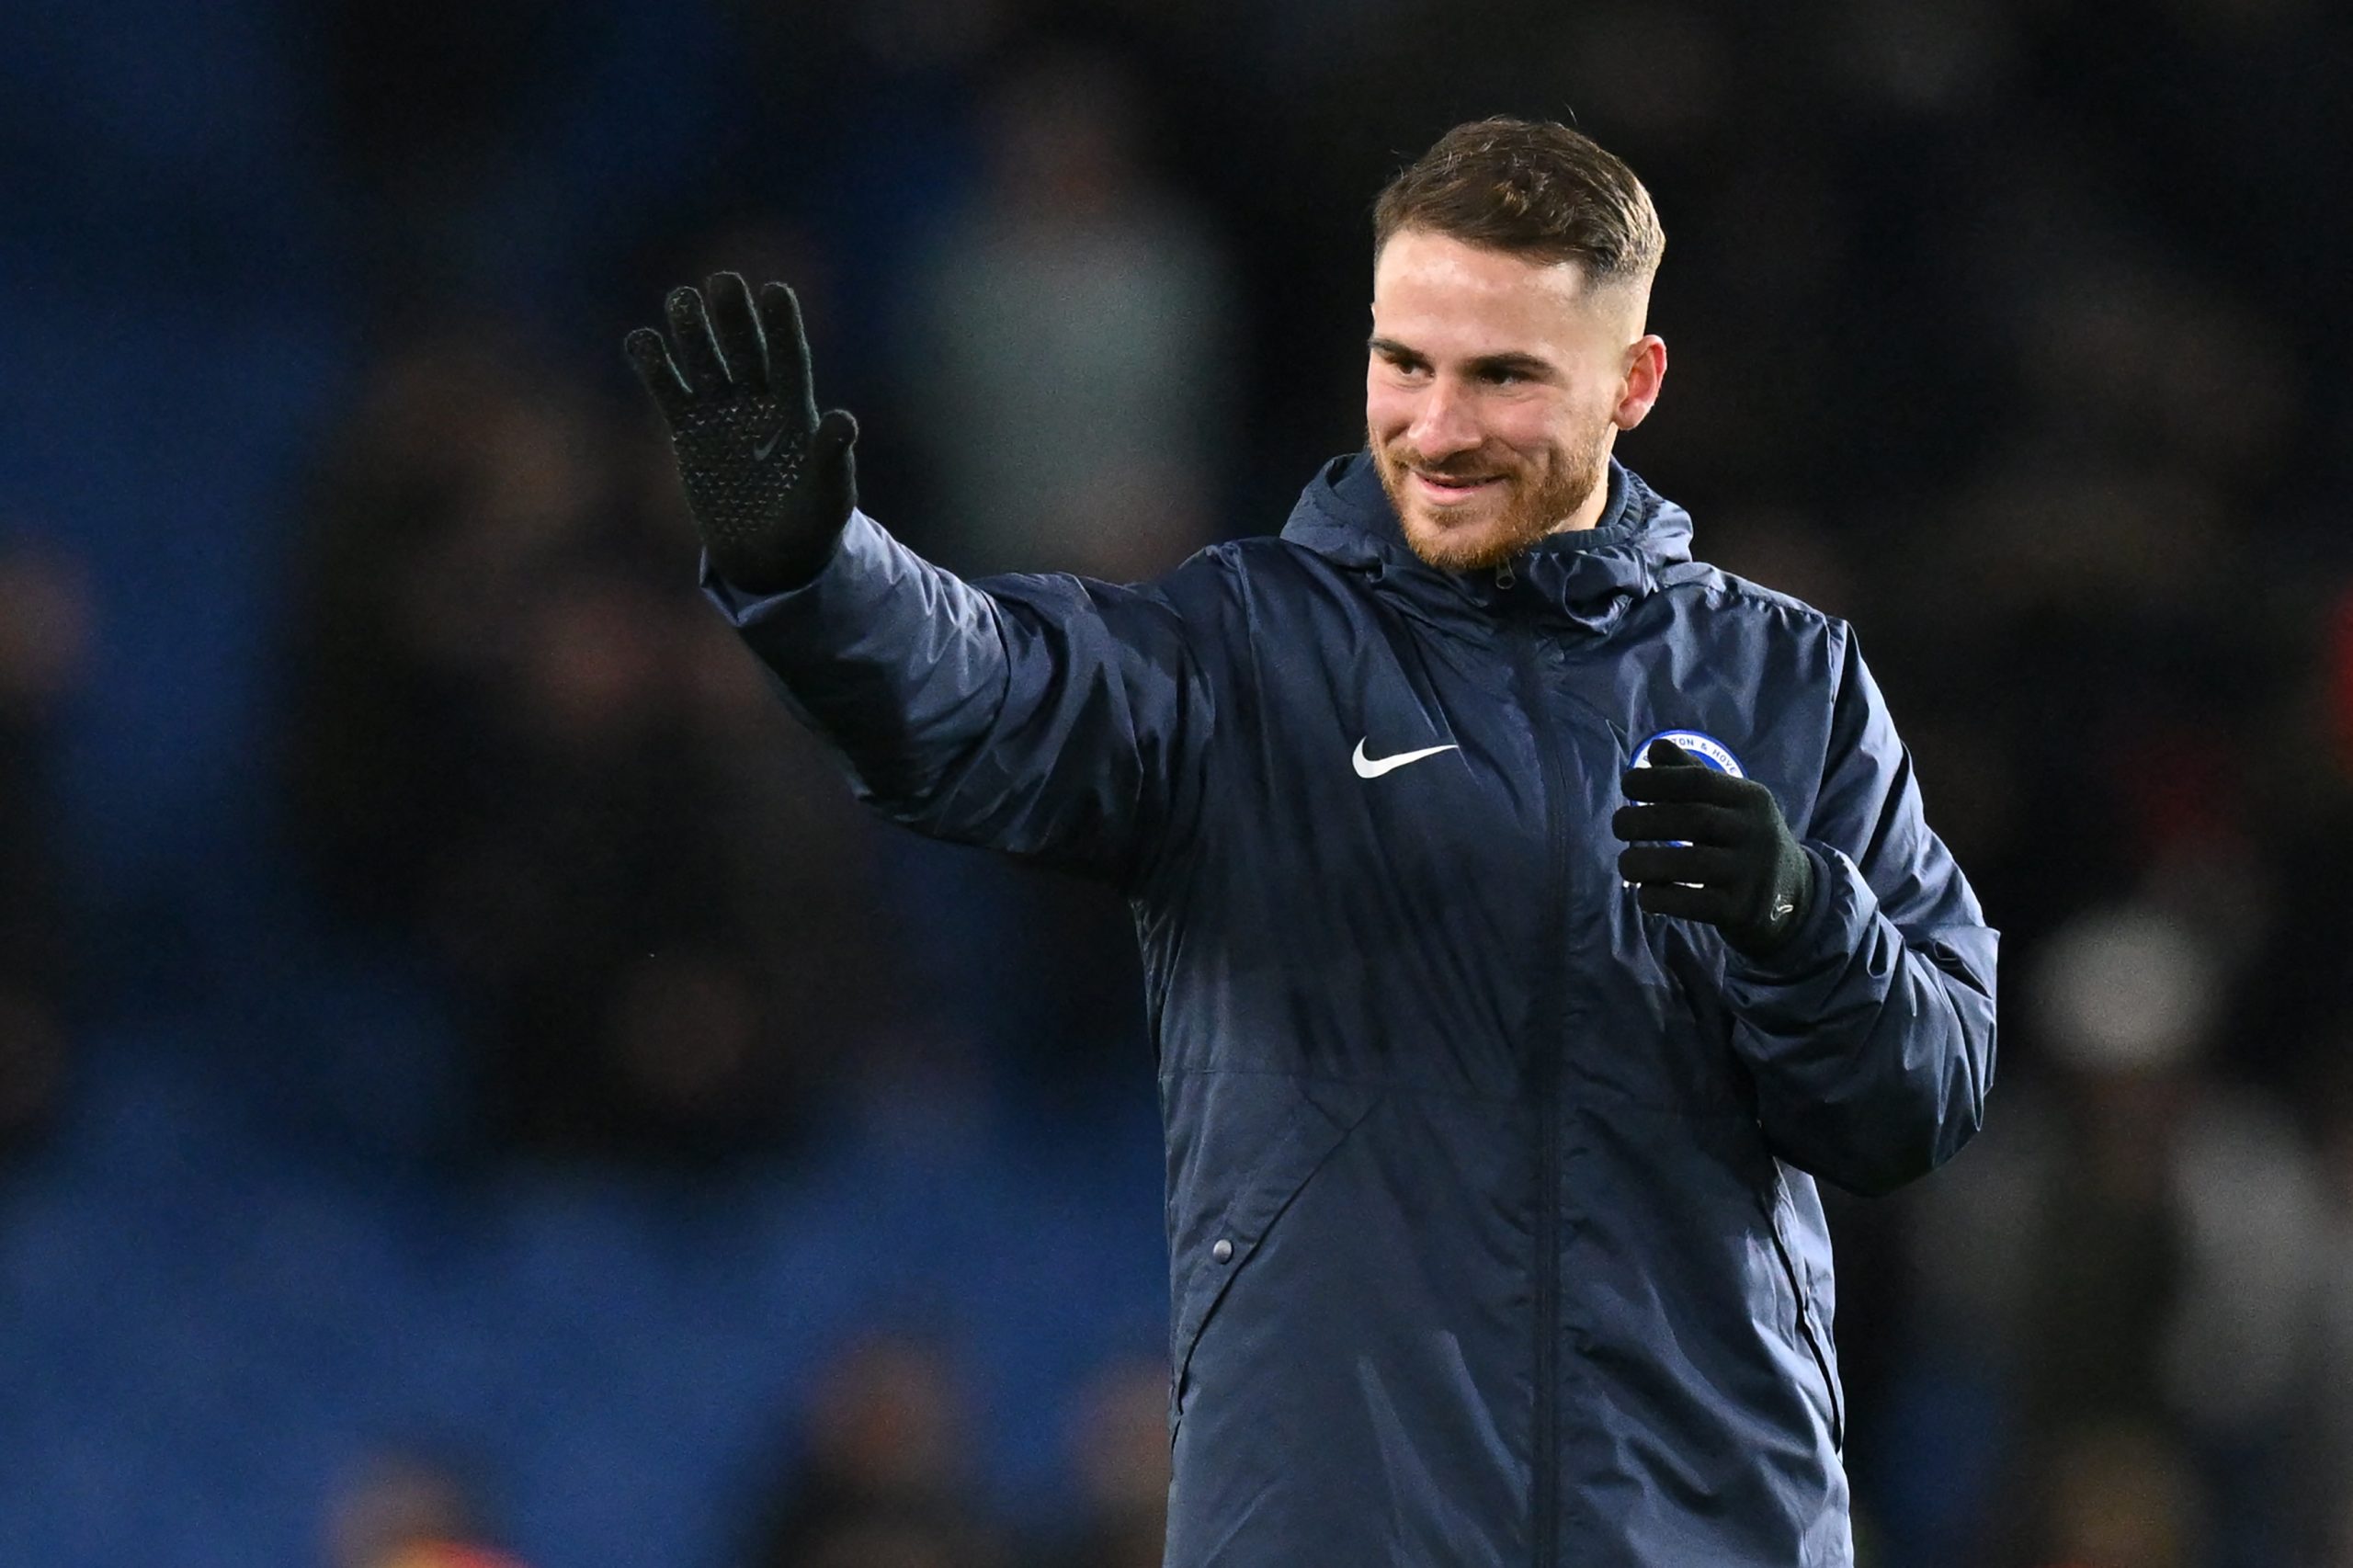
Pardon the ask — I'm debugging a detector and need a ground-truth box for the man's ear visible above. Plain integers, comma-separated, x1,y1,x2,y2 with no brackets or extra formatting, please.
1614,335,1666,431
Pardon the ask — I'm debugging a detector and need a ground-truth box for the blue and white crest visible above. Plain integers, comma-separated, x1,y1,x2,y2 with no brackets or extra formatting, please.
1632,729,1745,778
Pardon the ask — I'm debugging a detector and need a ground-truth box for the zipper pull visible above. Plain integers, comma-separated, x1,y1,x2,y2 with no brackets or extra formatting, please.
1494,559,1518,592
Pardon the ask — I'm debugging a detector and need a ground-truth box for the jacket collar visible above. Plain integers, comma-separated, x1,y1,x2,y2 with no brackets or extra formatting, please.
1278,450,1694,637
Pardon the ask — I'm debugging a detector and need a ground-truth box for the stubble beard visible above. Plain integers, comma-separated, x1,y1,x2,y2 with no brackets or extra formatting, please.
1370,429,1608,574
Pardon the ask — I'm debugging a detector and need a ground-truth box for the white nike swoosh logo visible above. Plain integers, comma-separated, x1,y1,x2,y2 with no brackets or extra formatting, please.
1352,738,1460,778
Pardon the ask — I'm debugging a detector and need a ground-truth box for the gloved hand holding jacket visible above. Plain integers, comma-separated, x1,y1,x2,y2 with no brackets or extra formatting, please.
1615,737,1817,957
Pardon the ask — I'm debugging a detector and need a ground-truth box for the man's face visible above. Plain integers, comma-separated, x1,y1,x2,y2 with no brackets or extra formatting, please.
1366,229,1663,572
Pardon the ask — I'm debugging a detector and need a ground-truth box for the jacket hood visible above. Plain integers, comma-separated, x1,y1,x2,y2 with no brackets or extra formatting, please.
1279,450,1695,635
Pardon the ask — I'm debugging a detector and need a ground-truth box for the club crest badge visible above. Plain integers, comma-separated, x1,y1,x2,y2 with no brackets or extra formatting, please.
1631,729,1745,778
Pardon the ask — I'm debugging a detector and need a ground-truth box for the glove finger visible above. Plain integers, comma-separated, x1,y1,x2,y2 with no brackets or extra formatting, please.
758,281,822,427
1620,763,1748,805
1617,845,1744,887
811,407,860,460
665,285,733,394
1610,801,1747,846
704,271,768,395
623,326,693,422
1634,881,1730,922
811,407,859,504
1643,738,1705,767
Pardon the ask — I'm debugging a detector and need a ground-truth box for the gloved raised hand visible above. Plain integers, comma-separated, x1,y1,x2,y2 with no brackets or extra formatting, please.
1613,738,1816,957
625,272,859,595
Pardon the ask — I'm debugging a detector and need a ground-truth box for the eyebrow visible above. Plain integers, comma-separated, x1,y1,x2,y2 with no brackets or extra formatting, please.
1367,336,1557,381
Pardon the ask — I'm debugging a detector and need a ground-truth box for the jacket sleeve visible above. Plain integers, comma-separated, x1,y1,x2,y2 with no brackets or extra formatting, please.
701,508,1215,887
1719,624,1997,1197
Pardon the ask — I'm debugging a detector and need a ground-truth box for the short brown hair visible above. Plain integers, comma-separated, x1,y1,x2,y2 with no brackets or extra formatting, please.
1372,117,1664,288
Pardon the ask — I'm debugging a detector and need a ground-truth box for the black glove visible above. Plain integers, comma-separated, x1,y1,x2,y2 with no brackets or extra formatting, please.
1612,738,1816,958
625,272,859,595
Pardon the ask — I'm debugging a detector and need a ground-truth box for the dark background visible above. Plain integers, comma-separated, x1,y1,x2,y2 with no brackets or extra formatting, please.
4,1,2352,1564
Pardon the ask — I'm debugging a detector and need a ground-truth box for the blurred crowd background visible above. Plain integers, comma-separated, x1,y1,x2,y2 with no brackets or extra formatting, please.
4,0,2352,1564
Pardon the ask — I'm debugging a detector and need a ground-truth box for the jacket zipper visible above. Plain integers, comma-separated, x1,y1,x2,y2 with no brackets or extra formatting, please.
1763,1198,1846,1451
1505,565,1563,1568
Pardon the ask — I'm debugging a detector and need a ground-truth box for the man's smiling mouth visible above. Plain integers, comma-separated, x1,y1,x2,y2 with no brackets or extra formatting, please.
1412,470,1504,501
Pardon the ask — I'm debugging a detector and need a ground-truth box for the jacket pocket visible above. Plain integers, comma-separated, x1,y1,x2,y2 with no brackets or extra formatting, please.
1758,1181,1844,1453
1166,1075,1384,1440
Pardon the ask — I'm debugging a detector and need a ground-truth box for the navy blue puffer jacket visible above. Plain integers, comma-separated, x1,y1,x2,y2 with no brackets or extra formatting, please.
707,453,1997,1567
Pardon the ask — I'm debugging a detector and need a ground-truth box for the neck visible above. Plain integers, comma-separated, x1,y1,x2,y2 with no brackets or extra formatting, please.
1547,487,1608,535
1544,451,1620,536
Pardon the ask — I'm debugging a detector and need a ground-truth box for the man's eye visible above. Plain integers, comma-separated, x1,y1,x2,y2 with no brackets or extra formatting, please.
1483,368,1521,386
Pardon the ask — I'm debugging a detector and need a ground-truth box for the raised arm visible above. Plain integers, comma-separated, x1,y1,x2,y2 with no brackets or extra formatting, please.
628,275,1214,886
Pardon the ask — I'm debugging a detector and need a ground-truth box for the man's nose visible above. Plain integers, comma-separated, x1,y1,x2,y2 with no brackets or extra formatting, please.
1407,380,1481,460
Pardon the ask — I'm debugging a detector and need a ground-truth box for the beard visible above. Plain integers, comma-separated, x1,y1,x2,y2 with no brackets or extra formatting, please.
1370,425,1609,574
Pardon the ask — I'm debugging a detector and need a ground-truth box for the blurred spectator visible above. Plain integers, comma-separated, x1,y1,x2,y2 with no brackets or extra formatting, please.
2029,1419,2204,1568
279,329,904,1164
325,1446,529,1568
2016,909,2216,1460
0,539,90,1160
748,1333,1008,1568
1043,1356,1170,1568
1908,900,2333,1567
280,326,602,933
902,46,1232,581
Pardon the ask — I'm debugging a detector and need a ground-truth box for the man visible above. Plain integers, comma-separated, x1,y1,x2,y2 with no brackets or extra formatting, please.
626,117,1995,1567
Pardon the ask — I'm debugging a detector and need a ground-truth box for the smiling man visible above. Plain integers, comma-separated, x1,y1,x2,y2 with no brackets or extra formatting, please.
627,117,1996,1567
1365,134,1665,569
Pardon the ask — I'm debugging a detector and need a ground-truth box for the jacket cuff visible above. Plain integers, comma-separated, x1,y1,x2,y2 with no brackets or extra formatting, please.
1722,843,1874,999
699,508,876,630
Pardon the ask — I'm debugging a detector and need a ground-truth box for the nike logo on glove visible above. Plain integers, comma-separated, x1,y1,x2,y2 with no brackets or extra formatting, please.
752,424,792,463
1352,739,1459,778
